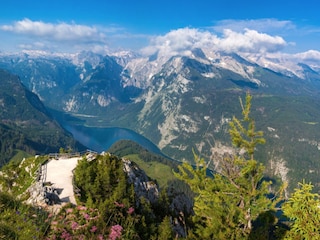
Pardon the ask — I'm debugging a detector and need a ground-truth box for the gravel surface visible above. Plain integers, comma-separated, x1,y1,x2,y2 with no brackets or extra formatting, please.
45,157,80,205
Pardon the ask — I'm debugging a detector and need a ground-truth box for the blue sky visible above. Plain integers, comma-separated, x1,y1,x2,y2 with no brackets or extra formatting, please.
0,0,319,55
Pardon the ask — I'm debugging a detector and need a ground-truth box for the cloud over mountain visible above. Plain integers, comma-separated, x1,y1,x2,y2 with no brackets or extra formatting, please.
293,50,320,61
0,18,313,60
219,28,286,53
141,27,287,58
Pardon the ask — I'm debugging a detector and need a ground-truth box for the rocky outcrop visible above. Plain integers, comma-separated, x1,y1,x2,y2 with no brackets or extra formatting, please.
122,158,159,204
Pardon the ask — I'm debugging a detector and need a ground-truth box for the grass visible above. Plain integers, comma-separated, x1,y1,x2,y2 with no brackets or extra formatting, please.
0,155,48,196
9,150,32,164
124,154,176,189
0,192,50,239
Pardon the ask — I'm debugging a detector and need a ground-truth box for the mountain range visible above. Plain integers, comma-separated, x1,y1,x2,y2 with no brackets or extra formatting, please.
1,48,320,191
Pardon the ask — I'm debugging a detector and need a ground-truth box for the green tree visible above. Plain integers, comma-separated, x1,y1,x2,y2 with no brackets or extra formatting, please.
175,93,284,239
157,215,174,240
282,181,320,239
59,147,66,153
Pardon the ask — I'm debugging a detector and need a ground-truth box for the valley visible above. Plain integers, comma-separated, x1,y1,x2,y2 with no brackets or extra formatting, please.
1,49,320,192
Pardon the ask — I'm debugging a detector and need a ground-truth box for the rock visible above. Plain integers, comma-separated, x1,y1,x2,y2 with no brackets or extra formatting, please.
122,158,159,204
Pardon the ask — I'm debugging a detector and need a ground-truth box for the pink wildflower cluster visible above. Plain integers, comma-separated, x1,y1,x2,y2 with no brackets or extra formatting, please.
60,230,72,240
114,202,135,215
108,224,123,240
47,205,101,239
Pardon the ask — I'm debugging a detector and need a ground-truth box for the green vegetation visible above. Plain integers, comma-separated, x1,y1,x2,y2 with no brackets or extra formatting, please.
0,192,50,239
2,93,320,239
282,181,320,239
108,140,179,188
71,153,176,239
175,93,285,239
125,154,176,188
8,150,32,164
0,69,85,167
0,155,48,196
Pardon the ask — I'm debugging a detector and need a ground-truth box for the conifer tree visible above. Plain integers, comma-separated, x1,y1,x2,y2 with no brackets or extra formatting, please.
175,93,284,239
282,181,320,239
157,216,174,240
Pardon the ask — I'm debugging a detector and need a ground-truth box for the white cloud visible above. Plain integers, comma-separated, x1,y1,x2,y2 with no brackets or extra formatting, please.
0,19,151,53
219,28,286,53
0,18,305,56
141,27,287,58
293,50,320,61
1,18,106,43
141,28,218,56
213,19,295,33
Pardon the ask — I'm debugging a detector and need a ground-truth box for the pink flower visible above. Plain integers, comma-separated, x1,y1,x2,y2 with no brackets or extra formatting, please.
114,201,125,208
97,234,104,240
108,225,123,240
127,207,134,215
90,225,98,233
61,230,72,240
66,208,73,213
71,221,78,230
77,205,87,211
83,213,90,220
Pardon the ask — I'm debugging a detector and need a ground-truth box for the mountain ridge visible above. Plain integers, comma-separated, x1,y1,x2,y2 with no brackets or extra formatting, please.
0,69,86,167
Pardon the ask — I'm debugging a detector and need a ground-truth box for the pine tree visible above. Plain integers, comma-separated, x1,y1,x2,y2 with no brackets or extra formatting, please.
282,181,320,239
174,93,285,239
157,216,174,240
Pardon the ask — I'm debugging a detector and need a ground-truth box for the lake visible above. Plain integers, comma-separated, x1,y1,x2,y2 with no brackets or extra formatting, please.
62,123,164,155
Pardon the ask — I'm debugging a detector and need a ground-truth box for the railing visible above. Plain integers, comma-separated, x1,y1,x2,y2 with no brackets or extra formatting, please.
48,149,97,159
72,169,81,197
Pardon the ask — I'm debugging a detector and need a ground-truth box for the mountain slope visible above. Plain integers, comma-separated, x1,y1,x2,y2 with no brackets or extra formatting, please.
61,55,142,114
0,69,85,166
2,50,320,191
112,53,320,191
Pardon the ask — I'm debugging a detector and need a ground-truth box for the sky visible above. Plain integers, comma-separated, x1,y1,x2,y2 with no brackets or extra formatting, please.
0,0,320,57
